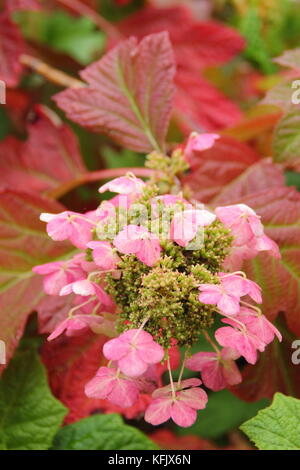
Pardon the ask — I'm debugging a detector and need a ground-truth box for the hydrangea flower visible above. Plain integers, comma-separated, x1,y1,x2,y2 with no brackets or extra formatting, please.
99,175,145,195
85,366,139,407
103,329,165,378
171,209,216,247
35,151,282,429
198,272,262,316
186,348,242,391
145,378,208,427
40,210,94,249
33,259,85,296
113,224,161,267
60,279,113,307
87,241,120,270
47,314,104,341
215,319,266,364
236,307,282,345
215,204,264,245
184,132,220,165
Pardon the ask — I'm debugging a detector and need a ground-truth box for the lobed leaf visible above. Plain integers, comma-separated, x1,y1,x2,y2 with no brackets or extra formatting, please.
241,393,300,450
52,414,158,450
55,32,176,153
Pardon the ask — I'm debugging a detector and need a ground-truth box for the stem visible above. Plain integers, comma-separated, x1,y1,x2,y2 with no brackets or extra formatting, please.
20,54,85,88
46,168,155,199
68,296,97,316
56,0,123,40
240,300,262,315
167,356,176,400
202,330,220,354
177,352,187,387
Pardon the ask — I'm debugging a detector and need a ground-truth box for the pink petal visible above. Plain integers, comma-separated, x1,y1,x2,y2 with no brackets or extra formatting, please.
118,349,148,378
171,401,197,427
186,352,217,371
145,397,173,426
136,238,161,266
84,367,115,399
137,340,164,364
217,294,240,315
103,337,129,361
108,377,140,407
178,387,208,410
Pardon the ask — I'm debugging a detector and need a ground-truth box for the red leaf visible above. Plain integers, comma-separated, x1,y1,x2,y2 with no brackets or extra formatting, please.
183,136,261,202
116,6,245,68
175,70,243,132
115,5,245,131
0,106,86,194
54,32,176,153
0,12,25,88
210,159,285,205
5,0,41,12
0,190,73,370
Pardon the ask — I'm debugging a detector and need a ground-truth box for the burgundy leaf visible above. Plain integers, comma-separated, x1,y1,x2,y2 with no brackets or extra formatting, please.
0,11,25,87
0,106,86,194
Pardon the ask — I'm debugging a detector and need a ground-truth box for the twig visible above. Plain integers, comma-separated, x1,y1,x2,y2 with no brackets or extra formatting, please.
56,0,123,40
46,167,155,199
20,54,85,88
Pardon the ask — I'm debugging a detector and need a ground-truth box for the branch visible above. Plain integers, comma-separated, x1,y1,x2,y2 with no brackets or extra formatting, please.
47,168,156,199
20,54,85,88
56,0,123,40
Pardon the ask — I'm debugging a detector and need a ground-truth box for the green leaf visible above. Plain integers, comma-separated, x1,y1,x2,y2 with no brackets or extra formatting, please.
273,107,300,169
177,390,268,439
53,414,158,450
241,393,300,450
42,11,105,65
0,349,67,450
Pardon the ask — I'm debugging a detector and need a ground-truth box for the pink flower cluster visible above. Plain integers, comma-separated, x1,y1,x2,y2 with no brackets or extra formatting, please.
33,169,282,428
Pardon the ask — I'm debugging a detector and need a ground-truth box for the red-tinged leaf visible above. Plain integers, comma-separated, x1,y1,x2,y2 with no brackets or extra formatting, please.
274,48,300,71
116,6,245,69
5,0,41,12
0,190,73,370
175,70,243,132
115,6,244,131
37,295,74,335
54,32,176,153
210,159,285,205
272,106,300,170
182,136,260,202
0,12,25,88
222,111,282,141
231,329,300,402
0,106,86,194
